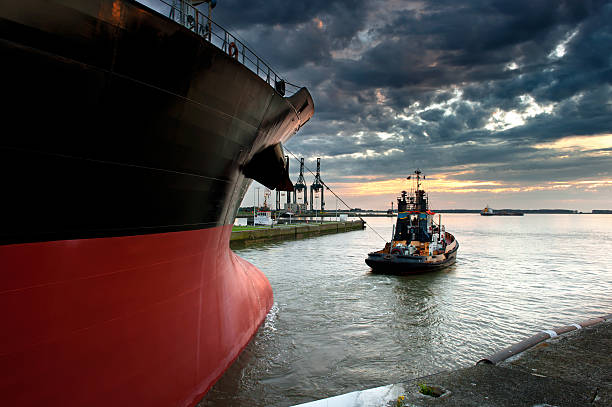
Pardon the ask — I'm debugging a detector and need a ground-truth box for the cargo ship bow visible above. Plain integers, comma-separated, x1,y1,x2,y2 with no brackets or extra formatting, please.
0,1,314,406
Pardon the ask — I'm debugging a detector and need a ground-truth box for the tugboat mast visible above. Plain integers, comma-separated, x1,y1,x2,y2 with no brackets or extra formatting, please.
414,169,422,192
407,169,428,212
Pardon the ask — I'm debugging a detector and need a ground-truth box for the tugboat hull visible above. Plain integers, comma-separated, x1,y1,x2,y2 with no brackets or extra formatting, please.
366,241,458,275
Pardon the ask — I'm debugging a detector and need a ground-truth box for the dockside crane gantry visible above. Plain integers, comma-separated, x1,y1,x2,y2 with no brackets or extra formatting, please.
310,158,325,212
293,157,308,211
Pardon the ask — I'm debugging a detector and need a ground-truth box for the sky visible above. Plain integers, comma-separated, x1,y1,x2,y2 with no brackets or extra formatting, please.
199,1,611,211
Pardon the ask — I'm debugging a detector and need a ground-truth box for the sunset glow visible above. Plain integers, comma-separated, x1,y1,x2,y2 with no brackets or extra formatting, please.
330,174,612,199
533,134,612,151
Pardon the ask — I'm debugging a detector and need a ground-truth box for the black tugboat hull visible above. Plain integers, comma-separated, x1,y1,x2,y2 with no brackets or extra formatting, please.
365,242,459,275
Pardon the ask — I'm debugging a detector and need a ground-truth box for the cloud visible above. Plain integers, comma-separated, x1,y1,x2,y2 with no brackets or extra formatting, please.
207,0,612,210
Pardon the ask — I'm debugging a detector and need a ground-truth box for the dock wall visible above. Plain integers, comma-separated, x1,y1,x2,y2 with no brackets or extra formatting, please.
230,220,365,244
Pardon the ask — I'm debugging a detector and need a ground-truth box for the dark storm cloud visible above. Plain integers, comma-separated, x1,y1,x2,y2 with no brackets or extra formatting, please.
212,0,372,70
335,0,606,88
207,0,612,196
213,0,365,28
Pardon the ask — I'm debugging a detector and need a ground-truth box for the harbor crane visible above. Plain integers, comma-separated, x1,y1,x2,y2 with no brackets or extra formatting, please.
310,158,325,211
293,157,308,211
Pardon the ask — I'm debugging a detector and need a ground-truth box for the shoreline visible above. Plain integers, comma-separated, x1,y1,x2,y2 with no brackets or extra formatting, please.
292,313,612,406
230,220,366,246
237,211,612,218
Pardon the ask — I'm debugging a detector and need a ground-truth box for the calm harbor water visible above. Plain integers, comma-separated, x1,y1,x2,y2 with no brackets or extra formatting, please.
199,214,612,407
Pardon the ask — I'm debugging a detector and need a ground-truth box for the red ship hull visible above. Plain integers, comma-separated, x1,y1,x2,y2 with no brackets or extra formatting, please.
1,225,272,407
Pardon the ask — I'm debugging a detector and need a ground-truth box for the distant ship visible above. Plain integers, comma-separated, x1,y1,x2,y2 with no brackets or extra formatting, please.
0,1,313,407
481,206,524,216
365,170,459,274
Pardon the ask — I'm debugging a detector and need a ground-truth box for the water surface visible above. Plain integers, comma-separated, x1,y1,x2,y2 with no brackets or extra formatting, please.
200,214,612,407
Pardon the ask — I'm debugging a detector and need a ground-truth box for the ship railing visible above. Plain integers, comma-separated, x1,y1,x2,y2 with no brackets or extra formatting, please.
151,0,301,96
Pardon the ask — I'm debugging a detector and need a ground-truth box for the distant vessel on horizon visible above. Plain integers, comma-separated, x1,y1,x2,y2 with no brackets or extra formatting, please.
481,206,524,216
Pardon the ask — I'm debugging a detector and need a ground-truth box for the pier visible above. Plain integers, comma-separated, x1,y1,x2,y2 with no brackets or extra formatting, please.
292,314,611,407
230,220,365,245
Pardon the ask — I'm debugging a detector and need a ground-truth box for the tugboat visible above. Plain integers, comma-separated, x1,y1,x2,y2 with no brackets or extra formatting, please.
365,170,458,274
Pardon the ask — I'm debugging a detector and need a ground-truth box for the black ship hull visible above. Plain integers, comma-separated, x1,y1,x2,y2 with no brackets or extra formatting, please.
1,0,313,244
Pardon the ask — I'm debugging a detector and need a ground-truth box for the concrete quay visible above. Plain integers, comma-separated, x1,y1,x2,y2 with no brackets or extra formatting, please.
293,314,611,407
230,220,365,245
